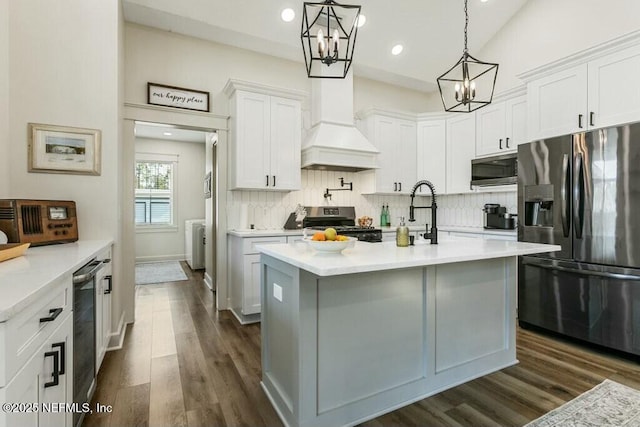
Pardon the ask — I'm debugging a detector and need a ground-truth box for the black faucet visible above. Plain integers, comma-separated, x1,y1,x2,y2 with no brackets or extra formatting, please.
408,180,438,244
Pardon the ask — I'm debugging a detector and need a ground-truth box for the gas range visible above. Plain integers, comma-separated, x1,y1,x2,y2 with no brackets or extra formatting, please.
302,206,382,243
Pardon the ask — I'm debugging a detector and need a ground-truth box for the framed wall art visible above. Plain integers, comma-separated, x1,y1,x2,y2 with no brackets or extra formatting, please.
147,82,210,112
28,123,101,175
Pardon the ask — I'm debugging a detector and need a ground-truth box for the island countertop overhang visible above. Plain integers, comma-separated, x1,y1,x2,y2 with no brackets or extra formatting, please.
257,239,560,277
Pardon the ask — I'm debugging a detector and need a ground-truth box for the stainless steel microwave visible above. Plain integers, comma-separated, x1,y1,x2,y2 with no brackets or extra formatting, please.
471,153,517,187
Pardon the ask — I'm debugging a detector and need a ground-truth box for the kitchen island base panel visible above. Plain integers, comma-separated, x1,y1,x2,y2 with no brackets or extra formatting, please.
261,255,518,427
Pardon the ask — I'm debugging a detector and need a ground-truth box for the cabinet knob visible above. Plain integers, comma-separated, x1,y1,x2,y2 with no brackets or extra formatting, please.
578,114,584,128
398,182,402,192
265,175,269,187
499,139,503,149
506,137,510,149
272,175,276,187
590,112,595,127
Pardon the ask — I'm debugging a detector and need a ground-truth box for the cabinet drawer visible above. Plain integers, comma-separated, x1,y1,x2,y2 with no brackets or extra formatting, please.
243,236,287,254
0,273,71,387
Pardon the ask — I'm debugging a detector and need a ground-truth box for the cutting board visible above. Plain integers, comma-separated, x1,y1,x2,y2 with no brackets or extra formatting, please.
0,243,30,263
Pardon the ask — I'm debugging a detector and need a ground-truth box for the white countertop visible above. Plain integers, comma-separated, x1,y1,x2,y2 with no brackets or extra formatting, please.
0,239,113,322
227,226,516,238
257,238,559,277
382,225,517,236
228,228,305,237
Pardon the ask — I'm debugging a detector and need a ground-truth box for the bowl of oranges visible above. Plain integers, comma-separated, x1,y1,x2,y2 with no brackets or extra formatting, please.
303,227,355,253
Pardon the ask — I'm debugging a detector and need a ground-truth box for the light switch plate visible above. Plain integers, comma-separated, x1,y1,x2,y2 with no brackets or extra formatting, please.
273,283,283,302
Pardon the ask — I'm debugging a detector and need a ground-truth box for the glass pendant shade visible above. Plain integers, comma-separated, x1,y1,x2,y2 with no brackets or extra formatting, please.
301,0,361,78
436,0,499,113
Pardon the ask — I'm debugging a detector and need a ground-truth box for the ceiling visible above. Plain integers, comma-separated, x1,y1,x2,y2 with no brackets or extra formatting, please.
122,0,529,93
135,122,209,143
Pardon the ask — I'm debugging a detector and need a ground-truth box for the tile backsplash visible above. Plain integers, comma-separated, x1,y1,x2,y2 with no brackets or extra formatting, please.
226,170,516,230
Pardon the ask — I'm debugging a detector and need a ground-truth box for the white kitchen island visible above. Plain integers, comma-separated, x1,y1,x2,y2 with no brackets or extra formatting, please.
257,238,559,427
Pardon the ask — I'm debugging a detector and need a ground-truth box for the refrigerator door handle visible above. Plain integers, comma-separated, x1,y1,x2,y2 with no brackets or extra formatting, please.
522,259,640,281
573,152,584,239
561,154,570,237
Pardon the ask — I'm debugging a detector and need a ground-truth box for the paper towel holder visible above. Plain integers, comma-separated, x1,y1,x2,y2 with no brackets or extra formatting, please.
283,212,303,230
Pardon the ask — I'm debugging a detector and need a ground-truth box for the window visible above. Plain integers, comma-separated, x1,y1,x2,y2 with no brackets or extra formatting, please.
135,154,177,227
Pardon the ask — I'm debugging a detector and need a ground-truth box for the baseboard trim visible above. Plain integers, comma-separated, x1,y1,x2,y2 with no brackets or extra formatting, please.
106,312,128,351
135,254,186,263
204,272,213,290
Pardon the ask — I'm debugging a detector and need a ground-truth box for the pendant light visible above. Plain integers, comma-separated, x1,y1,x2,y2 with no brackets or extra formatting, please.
301,0,361,78
437,0,498,113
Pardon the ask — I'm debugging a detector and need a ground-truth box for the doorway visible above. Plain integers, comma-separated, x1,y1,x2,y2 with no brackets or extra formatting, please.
132,120,217,289
120,108,228,336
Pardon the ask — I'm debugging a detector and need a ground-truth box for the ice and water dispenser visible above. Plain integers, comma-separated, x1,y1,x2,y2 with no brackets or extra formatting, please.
523,184,554,227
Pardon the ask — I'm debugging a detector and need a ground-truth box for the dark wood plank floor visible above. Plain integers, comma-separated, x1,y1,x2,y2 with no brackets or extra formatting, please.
84,264,640,426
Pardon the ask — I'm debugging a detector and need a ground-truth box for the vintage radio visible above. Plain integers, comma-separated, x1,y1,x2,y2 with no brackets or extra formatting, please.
0,199,78,246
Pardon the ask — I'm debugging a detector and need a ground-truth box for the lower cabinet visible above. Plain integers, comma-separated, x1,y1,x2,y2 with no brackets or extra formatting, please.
228,234,288,324
1,313,73,427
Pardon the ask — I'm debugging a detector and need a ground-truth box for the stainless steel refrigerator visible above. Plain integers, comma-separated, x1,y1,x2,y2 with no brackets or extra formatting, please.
517,123,640,356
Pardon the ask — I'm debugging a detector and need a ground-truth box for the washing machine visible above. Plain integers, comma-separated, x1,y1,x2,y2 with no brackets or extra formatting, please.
185,219,205,270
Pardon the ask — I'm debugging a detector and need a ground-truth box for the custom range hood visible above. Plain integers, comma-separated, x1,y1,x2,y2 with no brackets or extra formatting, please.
301,71,379,172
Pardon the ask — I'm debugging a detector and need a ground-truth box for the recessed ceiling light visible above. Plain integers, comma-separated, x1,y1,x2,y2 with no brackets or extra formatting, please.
480,0,488,2
356,14,366,28
281,8,295,22
391,44,404,56
163,132,173,136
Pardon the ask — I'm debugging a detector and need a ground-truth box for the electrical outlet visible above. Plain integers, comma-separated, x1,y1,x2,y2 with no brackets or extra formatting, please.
273,283,283,302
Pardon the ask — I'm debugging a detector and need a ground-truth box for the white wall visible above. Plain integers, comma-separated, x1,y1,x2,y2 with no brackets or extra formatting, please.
7,1,120,238
0,0,7,197
125,23,430,114
424,0,640,109
134,138,205,262
6,0,122,328
226,170,516,231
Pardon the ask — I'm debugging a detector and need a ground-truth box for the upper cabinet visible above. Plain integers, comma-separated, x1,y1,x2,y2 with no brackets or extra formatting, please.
588,44,640,129
523,33,640,140
358,110,417,195
475,94,527,157
224,80,306,191
446,113,476,194
416,116,446,196
526,64,588,140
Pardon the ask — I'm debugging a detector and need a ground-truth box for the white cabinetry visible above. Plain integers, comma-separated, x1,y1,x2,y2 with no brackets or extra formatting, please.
526,64,588,140
416,116,446,196
588,44,640,129
359,110,417,195
446,113,476,194
228,234,287,323
0,276,73,427
95,247,112,372
224,80,305,191
476,94,527,156
524,37,640,140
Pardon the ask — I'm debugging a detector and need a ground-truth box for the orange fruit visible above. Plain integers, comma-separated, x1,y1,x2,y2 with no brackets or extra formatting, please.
312,231,326,241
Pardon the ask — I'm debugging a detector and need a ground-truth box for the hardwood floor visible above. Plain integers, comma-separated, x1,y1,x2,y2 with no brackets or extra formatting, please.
84,264,640,426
